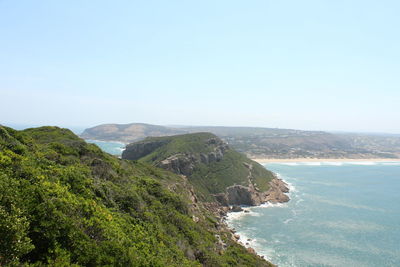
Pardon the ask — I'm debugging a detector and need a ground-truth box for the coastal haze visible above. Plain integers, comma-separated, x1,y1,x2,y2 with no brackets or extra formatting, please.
81,123,400,159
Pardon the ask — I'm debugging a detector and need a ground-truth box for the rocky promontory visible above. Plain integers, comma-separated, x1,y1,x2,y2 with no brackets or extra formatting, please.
122,132,290,208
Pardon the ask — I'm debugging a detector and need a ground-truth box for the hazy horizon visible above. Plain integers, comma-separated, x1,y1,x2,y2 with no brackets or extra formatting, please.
2,121,400,136
1,1,399,133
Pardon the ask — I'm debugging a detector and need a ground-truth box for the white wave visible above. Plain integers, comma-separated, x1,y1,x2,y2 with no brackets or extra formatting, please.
243,209,262,217
303,162,322,166
270,161,400,166
259,202,288,208
285,181,297,193
225,211,246,221
323,162,344,166
278,162,300,166
345,161,377,165
381,162,400,165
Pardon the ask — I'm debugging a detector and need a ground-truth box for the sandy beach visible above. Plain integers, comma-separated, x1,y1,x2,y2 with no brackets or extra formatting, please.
252,158,400,163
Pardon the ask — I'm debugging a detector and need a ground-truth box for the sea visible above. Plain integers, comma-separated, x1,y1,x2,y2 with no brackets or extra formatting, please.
227,162,400,267
85,140,126,156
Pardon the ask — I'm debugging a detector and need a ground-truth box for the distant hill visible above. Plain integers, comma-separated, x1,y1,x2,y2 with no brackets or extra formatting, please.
82,123,400,159
122,133,289,205
81,123,186,143
0,126,272,266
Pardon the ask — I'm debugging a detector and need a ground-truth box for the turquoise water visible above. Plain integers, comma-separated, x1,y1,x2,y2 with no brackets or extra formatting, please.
86,140,125,156
227,162,400,267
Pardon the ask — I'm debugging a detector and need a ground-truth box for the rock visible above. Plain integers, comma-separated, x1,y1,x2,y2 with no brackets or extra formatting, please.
214,193,229,206
156,154,196,176
271,178,290,193
247,247,256,254
263,178,290,203
233,234,240,240
226,185,263,206
215,234,227,252
200,153,209,164
230,205,243,212
247,238,252,241
244,210,250,213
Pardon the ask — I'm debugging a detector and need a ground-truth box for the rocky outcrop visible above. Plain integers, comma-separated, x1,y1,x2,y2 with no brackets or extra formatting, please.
123,136,229,175
152,139,229,175
264,178,290,203
214,177,289,207
200,138,229,164
226,185,263,206
157,154,197,176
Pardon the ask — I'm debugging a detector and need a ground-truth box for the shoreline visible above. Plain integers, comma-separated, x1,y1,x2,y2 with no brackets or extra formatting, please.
221,176,291,262
252,158,400,163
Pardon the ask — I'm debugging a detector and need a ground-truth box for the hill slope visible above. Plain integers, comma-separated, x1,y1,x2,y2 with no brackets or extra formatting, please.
122,133,289,205
0,126,272,266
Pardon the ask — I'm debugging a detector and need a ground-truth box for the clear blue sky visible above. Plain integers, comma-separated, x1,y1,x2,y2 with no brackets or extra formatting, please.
1,0,399,133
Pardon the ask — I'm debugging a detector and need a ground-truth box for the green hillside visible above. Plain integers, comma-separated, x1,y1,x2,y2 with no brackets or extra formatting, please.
122,133,276,202
0,126,271,266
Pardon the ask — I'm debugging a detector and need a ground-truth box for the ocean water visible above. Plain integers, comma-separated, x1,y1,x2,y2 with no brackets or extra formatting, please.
86,140,126,156
227,162,400,267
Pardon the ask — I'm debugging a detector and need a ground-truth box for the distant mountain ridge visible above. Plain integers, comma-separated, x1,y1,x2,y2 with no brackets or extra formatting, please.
81,123,400,159
81,123,186,143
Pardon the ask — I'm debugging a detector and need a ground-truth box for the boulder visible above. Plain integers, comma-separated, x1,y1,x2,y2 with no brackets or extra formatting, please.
230,205,243,212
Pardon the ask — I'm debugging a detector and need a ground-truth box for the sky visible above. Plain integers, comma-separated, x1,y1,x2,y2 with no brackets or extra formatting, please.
1,0,399,133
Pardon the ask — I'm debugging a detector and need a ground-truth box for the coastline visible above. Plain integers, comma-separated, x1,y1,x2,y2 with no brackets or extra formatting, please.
252,158,400,163
220,175,290,263
223,175,291,264
84,139,128,145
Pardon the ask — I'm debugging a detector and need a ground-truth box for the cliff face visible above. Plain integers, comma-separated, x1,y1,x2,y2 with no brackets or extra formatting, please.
153,138,228,176
122,133,289,206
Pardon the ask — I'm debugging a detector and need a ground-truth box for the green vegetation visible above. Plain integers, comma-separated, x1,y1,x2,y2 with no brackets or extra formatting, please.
0,126,272,266
189,150,272,201
125,133,275,202
137,133,223,162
